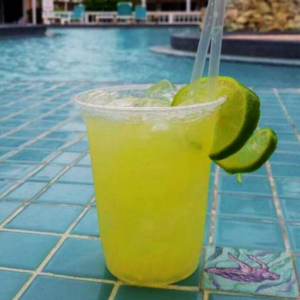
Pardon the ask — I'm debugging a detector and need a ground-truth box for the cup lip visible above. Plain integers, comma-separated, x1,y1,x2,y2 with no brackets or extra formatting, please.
73,84,225,112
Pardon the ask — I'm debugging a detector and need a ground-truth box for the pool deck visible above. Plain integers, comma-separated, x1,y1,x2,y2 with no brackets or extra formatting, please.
1,82,300,300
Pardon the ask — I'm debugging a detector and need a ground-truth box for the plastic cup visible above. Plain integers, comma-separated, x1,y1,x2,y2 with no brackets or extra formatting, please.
74,84,223,286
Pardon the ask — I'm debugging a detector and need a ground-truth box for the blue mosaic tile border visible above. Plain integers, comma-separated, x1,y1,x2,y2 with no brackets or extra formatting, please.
0,83,300,300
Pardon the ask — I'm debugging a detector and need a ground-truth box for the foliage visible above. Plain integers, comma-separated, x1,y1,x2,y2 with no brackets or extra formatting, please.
83,0,136,11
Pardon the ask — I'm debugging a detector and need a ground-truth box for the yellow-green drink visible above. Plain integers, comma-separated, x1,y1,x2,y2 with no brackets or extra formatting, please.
75,85,222,286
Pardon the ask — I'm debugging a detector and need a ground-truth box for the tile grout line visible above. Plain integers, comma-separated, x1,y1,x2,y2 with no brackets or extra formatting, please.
0,82,45,108
208,166,220,246
108,281,122,300
12,198,95,300
273,88,300,144
0,148,88,230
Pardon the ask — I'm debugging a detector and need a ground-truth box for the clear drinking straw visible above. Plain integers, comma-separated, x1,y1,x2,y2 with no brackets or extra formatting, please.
189,0,227,101
207,0,227,101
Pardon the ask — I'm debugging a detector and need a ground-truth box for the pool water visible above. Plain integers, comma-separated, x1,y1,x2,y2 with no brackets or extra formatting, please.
0,28,299,87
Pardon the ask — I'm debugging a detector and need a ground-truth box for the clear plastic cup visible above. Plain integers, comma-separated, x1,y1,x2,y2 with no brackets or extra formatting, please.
74,84,223,286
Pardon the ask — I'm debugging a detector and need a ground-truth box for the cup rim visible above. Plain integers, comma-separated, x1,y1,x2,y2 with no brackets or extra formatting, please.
73,84,225,112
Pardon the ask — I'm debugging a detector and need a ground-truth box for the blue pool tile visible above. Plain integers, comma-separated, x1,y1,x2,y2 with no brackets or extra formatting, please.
20,276,113,300
44,238,115,280
9,129,45,138
24,120,58,130
58,166,93,185
271,152,300,164
0,138,27,148
215,218,284,250
276,133,298,143
51,152,81,165
0,120,24,128
204,214,211,246
219,175,271,197
280,198,300,222
287,225,300,252
277,142,300,153
0,148,12,158
295,256,300,283
31,165,64,181
66,141,88,152
58,122,86,132
41,115,67,122
115,286,202,300
0,163,36,179
72,208,99,237
209,295,282,300
217,194,277,221
275,179,300,198
6,204,82,233
271,163,300,179
7,149,53,163
0,270,31,300
0,180,14,194
5,181,46,202
0,202,21,223
0,232,59,270
77,154,91,166
36,183,94,205
28,140,66,151
45,131,81,140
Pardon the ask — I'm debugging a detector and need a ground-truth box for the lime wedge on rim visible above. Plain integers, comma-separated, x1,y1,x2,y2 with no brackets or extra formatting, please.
215,128,277,174
172,77,261,161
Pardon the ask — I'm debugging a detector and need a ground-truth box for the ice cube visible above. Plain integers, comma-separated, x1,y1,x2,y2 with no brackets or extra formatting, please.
109,98,171,108
85,90,114,105
147,80,178,102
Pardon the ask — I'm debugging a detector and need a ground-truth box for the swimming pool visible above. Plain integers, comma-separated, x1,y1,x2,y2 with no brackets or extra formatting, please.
0,27,300,87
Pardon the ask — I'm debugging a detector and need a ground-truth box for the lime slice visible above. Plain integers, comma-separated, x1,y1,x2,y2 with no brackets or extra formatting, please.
172,77,261,160
215,128,277,174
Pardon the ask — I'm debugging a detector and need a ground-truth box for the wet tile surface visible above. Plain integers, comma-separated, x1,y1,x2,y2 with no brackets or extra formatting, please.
0,83,299,300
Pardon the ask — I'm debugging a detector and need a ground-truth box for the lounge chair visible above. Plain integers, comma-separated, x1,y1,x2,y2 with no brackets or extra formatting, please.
71,5,86,23
117,2,133,23
135,5,147,23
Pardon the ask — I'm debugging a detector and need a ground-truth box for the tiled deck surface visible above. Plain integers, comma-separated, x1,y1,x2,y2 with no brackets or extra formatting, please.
0,82,300,300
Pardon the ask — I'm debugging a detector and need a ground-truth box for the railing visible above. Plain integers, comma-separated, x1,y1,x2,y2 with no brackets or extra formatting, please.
44,11,201,25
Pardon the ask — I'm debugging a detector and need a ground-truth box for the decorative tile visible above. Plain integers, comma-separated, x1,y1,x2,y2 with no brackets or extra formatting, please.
44,238,115,280
203,246,298,298
0,231,59,270
31,165,65,181
7,150,53,163
219,175,271,197
215,218,285,250
210,293,287,299
77,154,91,166
0,270,31,300
20,276,113,300
58,166,93,185
51,152,81,165
0,163,36,179
6,204,82,233
275,179,300,198
28,140,66,151
271,163,300,179
286,225,300,252
280,198,300,223
115,286,202,300
72,208,99,237
5,181,47,202
36,183,94,205
217,194,277,221
0,202,21,223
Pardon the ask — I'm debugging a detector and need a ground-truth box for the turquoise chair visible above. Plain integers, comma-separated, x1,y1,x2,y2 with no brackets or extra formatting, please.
71,5,86,23
135,5,147,22
117,2,133,22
